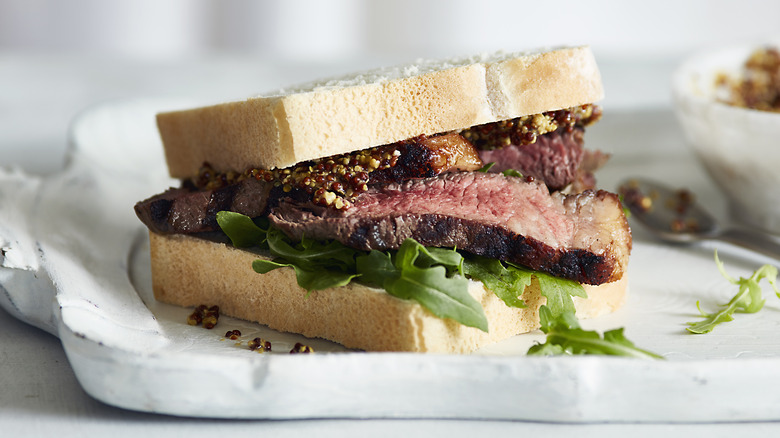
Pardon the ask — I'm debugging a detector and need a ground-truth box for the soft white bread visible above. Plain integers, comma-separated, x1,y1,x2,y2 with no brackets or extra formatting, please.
157,46,603,178
149,232,626,353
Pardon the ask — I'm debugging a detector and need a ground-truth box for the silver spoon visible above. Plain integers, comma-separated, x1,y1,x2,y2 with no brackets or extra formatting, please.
617,178,780,260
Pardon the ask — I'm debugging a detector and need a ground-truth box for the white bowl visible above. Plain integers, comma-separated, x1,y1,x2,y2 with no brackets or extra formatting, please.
672,42,780,234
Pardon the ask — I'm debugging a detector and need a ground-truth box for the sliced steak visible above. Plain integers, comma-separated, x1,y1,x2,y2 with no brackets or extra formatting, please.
269,172,631,285
477,129,585,191
135,177,272,234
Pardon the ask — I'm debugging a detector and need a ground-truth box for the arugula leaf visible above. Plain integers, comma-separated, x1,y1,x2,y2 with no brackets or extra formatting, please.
528,306,663,359
265,227,357,271
252,228,360,292
462,256,588,315
388,262,488,331
534,270,587,318
474,162,523,178
687,251,779,334
526,275,660,359
377,239,488,332
412,245,463,271
526,341,567,356
355,250,397,287
476,162,496,173
462,255,531,308
216,210,269,248
253,259,357,291
354,242,488,331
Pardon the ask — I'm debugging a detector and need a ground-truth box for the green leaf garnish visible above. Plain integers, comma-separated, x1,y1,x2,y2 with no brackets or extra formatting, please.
355,249,396,287
501,169,523,178
687,250,779,334
528,306,663,359
265,227,357,271
216,210,269,248
525,274,660,359
252,259,358,291
474,162,523,178
476,162,496,172
461,255,531,308
407,243,464,272
384,240,488,332
357,240,487,331
534,270,588,318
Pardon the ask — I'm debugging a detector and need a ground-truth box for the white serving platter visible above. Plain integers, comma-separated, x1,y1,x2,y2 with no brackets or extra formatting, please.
3,98,780,422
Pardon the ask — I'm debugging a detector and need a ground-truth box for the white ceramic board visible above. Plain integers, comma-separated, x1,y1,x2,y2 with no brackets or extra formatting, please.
2,99,780,422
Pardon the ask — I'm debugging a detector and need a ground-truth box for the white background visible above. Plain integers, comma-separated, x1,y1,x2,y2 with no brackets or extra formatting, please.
2,0,779,60
2,1,780,437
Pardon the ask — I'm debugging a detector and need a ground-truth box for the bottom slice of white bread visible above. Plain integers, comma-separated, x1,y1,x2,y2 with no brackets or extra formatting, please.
149,232,627,353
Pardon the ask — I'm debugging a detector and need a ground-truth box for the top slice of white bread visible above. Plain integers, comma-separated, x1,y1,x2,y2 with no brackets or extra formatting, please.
157,46,603,179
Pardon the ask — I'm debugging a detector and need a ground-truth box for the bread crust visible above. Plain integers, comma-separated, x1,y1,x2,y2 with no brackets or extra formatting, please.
157,46,603,178
149,232,626,353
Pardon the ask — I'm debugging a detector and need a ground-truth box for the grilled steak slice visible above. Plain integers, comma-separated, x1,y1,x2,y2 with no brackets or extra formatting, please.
269,172,631,285
135,178,272,234
477,129,586,191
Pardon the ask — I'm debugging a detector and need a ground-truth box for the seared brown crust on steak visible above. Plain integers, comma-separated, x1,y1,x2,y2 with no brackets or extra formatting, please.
269,172,631,285
369,134,482,185
134,178,272,234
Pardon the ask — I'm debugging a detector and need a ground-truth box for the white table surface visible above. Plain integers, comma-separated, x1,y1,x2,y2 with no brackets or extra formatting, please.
3,51,780,437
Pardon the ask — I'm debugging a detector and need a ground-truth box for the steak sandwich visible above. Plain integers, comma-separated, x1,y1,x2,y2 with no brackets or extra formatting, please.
135,46,632,353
